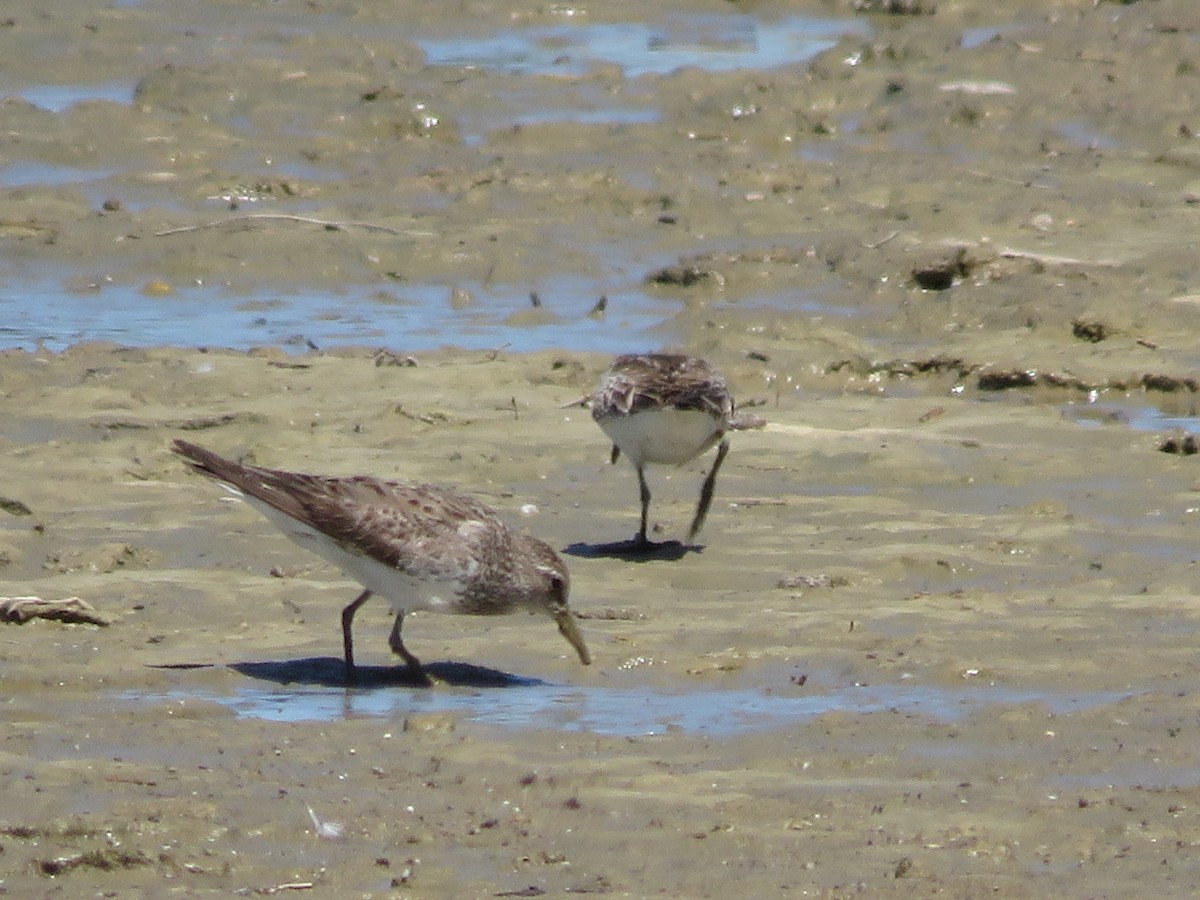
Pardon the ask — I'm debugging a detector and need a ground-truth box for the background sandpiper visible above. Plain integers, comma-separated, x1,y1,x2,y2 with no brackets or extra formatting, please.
590,353,760,550
172,439,590,684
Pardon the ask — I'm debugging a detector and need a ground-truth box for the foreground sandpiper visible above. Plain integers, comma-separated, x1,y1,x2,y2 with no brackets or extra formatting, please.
172,439,590,684
591,353,761,549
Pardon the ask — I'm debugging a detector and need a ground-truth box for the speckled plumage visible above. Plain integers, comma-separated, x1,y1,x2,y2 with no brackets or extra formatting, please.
172,439,590,682
591,353,754,547
592,354,735,425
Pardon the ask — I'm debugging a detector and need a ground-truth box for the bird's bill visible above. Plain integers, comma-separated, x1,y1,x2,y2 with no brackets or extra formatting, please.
555,608,591,665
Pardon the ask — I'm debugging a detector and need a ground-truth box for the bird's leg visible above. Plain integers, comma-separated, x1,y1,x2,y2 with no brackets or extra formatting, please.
610,444,621,465
388,611,432,685
341,589,373,683
688,437,730,542
635,464,653,548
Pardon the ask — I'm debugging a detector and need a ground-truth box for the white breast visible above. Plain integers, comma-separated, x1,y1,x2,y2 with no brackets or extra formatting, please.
600,408,722,467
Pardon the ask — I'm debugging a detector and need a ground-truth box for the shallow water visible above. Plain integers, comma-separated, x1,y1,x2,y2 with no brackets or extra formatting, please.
0,10,869,355
0,274,674,354
9,81,135,112
1062,400,1200,433
417,14,870,78
133,676,1131,737
0,161,123,189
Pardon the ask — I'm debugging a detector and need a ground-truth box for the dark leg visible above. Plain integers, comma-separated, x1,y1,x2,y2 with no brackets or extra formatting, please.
341,589,372,683
388,611,432,685
688,437,730,542
610,444,621,465
635,464,652,548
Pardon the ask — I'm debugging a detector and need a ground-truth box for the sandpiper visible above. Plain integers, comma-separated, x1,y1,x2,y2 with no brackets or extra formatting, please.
172,439,590,684
591,353,759,548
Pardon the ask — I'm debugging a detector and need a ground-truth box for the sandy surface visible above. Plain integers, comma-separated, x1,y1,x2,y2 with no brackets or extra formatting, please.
5,0,1200,896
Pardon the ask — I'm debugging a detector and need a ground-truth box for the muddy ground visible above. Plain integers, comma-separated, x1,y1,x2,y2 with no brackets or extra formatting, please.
4,0,1200,896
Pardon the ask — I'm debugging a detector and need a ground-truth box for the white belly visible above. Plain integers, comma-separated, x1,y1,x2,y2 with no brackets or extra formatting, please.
600,408,721,467
247,496,462,613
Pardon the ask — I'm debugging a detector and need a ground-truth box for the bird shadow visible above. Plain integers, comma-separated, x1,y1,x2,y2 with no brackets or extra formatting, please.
562,538,699,562
150,658,547,689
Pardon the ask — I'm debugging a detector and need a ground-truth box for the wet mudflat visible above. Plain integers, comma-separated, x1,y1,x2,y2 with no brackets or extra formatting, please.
4,0,1200,896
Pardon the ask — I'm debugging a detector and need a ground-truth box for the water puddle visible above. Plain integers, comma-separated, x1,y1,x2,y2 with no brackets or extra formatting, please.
457,92,662,147
512,107,660,129
960,23,1028,51
134,676,1130,737
1125,407,1199,433
9,81,135,112
0,161,122,189
0,275,677,354
422,13,867,143
1061,398,1200,432
419,14,869,78
1056,119,1120,151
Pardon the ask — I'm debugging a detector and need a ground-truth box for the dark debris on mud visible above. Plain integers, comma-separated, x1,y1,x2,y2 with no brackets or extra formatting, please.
1158,432,1199,455
829,355,1200,397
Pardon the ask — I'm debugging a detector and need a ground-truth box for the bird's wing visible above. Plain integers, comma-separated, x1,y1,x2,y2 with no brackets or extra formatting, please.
307,476,512,581
597,354,733,418
174,439,510,580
